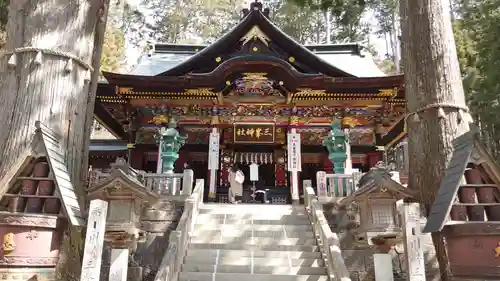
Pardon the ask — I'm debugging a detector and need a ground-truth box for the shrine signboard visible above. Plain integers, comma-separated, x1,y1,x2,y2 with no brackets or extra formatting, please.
233,123,275,144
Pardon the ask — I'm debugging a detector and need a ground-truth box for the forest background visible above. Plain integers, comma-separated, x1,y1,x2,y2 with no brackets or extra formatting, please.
0,0,498,160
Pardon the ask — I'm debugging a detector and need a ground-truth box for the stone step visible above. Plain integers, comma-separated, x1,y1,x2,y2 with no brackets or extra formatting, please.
185,249,322,259
196,216,311,225
200,204,305,211
197,213,309,220
194,223,313,232
189,243,320,252
192,229,315,238
190,236,317,245
198,207,308,216
182,264,327,275
184,256,324,267
179,272,328,281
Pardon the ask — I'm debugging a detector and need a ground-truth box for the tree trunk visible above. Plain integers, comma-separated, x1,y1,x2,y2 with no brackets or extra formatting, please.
400,0,470,281
0,0,109,280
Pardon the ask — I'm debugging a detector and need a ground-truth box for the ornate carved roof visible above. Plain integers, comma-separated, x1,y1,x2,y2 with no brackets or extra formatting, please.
338,168,417,206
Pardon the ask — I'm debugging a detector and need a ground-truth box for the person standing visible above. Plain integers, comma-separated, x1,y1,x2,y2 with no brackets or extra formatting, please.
228,164,244,203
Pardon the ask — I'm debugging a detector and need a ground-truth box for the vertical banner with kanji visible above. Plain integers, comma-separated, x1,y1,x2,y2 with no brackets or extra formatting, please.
208,129,220,199
208,131,220,170
287,131,301,172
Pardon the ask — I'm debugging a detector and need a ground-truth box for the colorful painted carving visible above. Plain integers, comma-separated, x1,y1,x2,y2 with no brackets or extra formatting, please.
342,116,369,128
230,73,282,97
349,128,376,146
2,233,15,253
149,115,169,125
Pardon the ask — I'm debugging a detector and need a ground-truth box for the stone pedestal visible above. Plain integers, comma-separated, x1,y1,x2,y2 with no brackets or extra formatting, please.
110,248,129,281
374,253,394,281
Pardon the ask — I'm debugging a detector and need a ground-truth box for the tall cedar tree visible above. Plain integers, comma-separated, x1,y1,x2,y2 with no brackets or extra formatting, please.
0,0,110,279
401,0,469,280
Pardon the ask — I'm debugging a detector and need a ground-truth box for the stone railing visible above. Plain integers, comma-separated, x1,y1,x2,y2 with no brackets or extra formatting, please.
88,168,194,196
305,186,351,281
153,178,204,281
316,172,363,199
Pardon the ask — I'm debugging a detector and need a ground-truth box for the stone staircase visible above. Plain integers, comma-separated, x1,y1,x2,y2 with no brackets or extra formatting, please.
178,204,329,281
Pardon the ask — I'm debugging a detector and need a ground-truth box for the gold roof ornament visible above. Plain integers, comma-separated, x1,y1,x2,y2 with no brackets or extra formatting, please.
184,88,217,96
241,72,268,81
378,87,398,97
116,87,134,95
294,88,327,97
240,26,270,46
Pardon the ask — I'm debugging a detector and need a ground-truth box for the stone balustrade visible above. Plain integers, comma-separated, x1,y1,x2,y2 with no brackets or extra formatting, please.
314,172,363,201
153,179,205,281
88,161,193,196
304,186,351,281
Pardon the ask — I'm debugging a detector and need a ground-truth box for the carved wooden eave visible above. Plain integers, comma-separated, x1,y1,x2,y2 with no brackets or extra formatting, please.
338,170,417,207
0,121,85,227
87,168,158,203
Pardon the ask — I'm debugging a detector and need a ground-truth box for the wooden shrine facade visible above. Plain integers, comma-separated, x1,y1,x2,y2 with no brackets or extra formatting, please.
90,1,407,202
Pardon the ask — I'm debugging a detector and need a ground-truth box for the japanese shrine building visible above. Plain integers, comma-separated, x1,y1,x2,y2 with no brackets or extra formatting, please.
91,2,408,203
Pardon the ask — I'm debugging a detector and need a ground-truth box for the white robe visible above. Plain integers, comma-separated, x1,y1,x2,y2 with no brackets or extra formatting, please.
228,169,244,202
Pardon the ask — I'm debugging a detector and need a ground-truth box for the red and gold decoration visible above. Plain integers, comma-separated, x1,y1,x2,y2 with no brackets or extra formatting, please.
275,150,287,187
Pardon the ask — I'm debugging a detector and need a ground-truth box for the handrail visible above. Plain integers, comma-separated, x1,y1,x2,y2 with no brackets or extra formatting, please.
153,178,205,281
305,186,351,281
88,168,192,195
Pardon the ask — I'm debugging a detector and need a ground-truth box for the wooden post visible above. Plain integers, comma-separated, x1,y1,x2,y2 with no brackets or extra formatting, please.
181,169,194,196
80,199,108,281
402,203,426,281
109,248,129,281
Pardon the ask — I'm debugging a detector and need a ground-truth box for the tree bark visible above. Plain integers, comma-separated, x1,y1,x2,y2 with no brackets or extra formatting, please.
0,0,109,280
401,0,469,281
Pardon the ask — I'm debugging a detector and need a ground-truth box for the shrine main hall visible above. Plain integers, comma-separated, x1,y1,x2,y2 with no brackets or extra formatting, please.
90,2,407,203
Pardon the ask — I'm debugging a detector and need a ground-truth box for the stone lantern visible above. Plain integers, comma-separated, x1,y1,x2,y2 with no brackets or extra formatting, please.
323,119,347,174
86,158,159,281
335,168,418,281
158,118,187,174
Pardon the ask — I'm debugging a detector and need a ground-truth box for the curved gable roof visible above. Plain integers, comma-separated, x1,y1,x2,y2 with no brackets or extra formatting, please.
158,7,355,77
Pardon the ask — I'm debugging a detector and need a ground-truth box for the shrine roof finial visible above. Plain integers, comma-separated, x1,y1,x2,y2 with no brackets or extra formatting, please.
241,0,270,19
